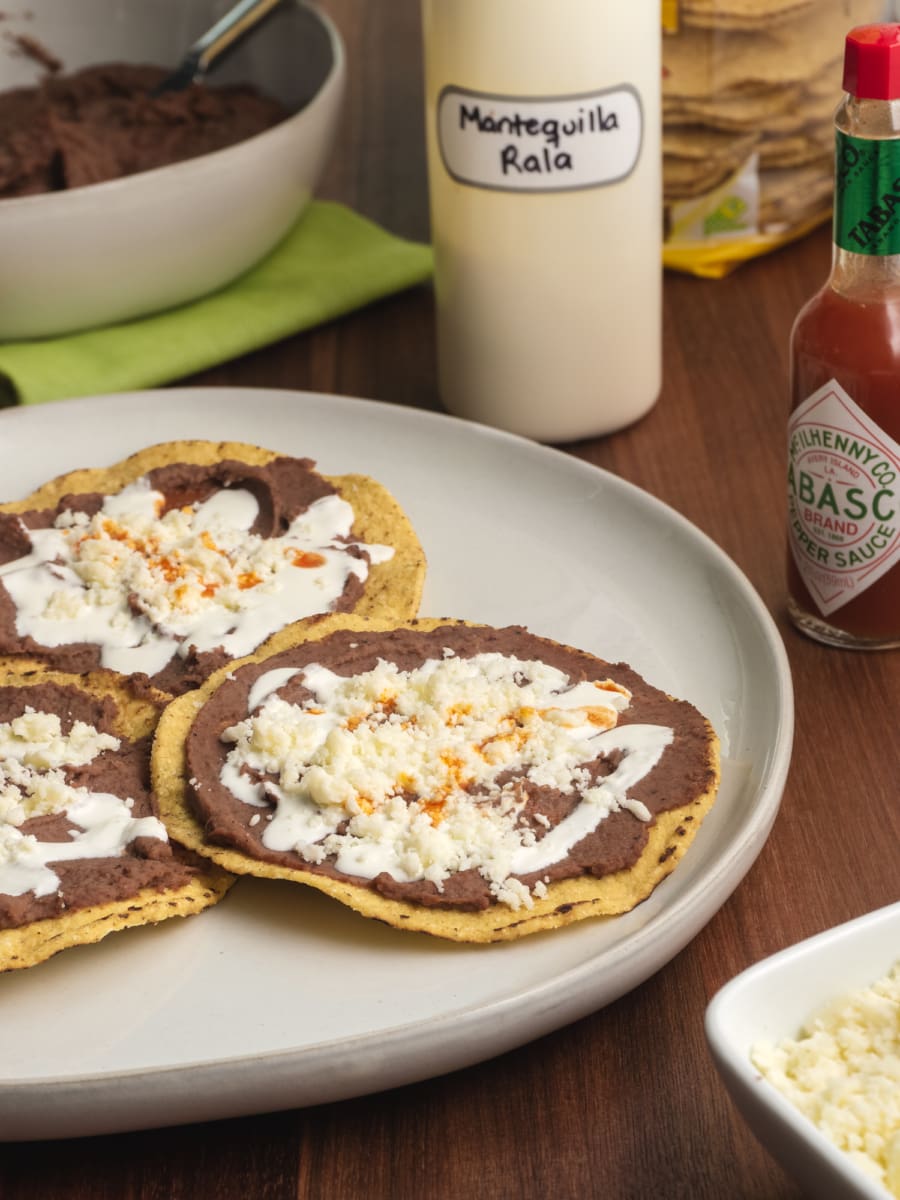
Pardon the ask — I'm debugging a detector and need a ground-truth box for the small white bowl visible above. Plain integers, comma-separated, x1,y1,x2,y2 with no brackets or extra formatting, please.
0,0,345,340
705,901,900,1200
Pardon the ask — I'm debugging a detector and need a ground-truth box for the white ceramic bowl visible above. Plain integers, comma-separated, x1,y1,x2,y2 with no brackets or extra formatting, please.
705,901,900,1200
0,0,345,340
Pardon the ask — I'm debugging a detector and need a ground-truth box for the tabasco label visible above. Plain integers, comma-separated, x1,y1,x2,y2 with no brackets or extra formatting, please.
788,379,900,615
834,131,900,256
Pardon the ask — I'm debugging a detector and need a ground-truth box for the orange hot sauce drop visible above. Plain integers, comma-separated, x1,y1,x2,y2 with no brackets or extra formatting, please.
787,24,900,650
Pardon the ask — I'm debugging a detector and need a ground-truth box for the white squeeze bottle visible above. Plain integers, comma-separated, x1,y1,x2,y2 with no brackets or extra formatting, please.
421,0,662,443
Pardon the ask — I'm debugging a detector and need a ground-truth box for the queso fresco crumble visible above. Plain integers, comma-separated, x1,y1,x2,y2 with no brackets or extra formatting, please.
751,961,900,1197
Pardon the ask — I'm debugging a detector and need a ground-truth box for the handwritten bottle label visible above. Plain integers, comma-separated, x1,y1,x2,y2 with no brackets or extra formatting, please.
437,85,643,194
788,379,900,615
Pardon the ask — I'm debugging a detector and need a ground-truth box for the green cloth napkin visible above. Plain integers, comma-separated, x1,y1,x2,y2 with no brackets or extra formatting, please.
0,200,433,407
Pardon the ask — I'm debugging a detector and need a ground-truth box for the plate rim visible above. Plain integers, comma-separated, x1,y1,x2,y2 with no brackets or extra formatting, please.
0,387,794,1137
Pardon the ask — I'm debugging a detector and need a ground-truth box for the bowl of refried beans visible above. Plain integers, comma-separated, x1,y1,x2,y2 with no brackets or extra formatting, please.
0,0,345,340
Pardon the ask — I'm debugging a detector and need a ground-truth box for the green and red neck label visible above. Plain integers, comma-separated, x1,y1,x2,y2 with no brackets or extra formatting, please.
788,379,900,615
834,132,900,255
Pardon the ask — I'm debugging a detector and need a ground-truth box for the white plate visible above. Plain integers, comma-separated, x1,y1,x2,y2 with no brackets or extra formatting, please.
706,902,900,1200
0,388,793,1140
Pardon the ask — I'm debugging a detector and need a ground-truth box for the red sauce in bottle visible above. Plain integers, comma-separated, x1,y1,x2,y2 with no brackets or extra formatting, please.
789,286,900,643
786,24,900,650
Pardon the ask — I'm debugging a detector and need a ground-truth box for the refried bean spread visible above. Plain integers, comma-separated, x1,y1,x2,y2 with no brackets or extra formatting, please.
185,625,716,912
0,681,194,931
0,457,391,695
0,62,288,198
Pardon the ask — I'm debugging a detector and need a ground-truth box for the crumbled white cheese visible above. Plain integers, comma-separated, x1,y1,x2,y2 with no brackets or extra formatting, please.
220,653,674,908
491,876,534,910
752,963,900,1196
54,509,89,530
0,478,393,678
0,708,119,826
0,707,167,898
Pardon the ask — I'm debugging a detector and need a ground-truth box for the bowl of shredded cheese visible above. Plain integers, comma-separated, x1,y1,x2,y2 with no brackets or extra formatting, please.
705,901,900,1200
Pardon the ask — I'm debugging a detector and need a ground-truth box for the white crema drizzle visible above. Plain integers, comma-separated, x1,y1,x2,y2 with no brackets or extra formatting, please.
0,708,167,898
217,652,674,908
0,480,394,677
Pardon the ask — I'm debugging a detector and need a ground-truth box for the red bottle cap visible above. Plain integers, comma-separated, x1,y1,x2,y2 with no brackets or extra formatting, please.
843,24,900,100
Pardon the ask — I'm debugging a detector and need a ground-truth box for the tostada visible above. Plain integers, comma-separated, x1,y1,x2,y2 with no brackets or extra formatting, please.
152,616,720,943
0,440,426,696
0,663,231,971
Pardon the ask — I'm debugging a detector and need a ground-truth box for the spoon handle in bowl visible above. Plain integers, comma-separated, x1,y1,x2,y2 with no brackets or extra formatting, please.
193,0,286,74
154,0,285,92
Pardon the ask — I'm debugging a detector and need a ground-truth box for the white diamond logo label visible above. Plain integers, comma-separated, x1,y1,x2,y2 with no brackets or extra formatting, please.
787,379,900,615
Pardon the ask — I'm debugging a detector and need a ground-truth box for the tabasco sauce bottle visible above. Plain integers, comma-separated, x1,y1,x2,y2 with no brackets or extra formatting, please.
788,24,900,650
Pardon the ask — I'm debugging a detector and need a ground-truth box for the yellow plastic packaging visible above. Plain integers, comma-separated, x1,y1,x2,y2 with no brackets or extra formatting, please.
661,0,888,277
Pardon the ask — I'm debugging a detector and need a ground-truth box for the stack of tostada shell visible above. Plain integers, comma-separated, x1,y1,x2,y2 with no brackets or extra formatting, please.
663,0,883,241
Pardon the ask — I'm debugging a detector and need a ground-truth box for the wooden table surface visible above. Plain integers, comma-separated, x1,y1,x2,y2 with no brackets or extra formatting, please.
4,3,899,1197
